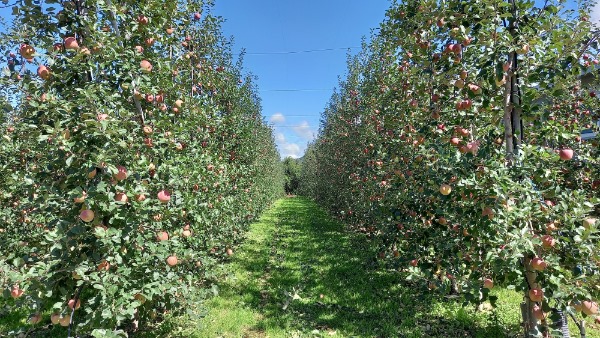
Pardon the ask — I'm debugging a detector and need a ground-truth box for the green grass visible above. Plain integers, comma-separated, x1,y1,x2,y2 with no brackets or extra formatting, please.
150,196,600,338
3,197,599,337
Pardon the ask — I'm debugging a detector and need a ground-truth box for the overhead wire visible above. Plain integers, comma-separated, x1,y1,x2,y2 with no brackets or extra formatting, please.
236,46,360,56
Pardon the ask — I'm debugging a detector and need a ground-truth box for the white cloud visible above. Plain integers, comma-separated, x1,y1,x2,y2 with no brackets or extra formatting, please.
591,2,600,24
292,121,315,141
275,132,286,143
280,143,301,158
270,113,285,124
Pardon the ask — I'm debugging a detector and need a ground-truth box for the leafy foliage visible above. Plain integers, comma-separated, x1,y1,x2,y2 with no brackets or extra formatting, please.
282,157,301,195
300,0,600,336
0,0,283,335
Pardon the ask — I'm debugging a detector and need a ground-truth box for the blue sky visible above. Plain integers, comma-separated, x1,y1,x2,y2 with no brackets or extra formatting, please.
210,1,391,158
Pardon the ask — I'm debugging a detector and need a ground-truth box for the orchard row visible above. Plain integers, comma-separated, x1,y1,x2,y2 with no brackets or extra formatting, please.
0,0,283,335
300,0,600,336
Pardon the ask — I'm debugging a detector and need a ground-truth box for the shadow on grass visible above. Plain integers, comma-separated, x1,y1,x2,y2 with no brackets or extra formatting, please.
210,196,520,337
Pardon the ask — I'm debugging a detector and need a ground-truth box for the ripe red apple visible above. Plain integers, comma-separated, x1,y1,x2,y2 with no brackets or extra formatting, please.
529,288,544,302
157,190,171,203
541,235,555,248
156,231,169,241
531,257,547,271
166,255,178,266
37,65,50,79
532,304,545,321
582,300,598,315
114,192,128,203
135,193,146,202
138,15,149,25
182,229,192,237
166,27,174,34
558,148,573,160
193,12,201,20
51,313,61,325
19,43,35,58
143,126,153,135
140,60,152,73
114,166,128,181
79,209,94,222
410,259,418,267
483,278,494,289
135,45,144,53
64,36,79,50
68,298,81,310
439,184,452,195
59,314,70,327
10,285,23,299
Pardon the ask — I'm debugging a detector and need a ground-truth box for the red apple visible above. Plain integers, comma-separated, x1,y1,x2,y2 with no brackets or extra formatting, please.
410,259,418,267
157,190,171,203
64,37,79,50
582,300,598,316
114,192,128,203
68,298,81,310
51,313,60,325
483,278,494,289
59,314,70,327
532,304,544,321
529,288,544,302
226,248,233,256
138,15,149,25
193,12,201,20
166,255,178,266
140,60,152,73
19,43,35,58
37,65,50,79
79,209,94,222
114,166,127,181
10,285,23,299
531,257,547,271
156,231,169,241
558,148,573,160
541,235,555,248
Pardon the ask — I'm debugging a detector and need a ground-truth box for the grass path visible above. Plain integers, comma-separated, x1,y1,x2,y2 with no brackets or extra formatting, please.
167,197,529,337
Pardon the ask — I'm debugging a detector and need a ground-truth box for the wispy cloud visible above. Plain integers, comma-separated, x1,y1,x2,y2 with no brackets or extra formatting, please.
270,113,285,124
292,121,315,141
275,132,286,143
280,143,301,158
